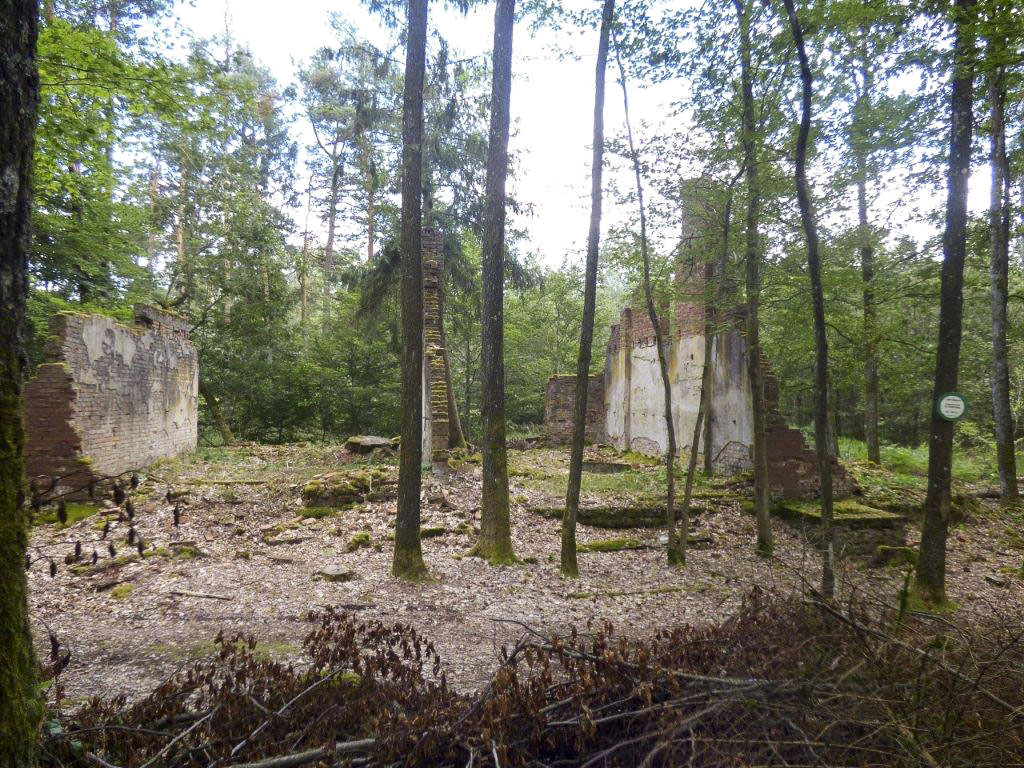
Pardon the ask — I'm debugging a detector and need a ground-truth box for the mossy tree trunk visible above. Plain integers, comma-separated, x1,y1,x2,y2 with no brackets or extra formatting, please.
783,0,835,598
1,1,43,763
561,0,615,578
733,0,772,558
916,0,976,603
477,0,517,565
199,378,234,446
393,0,429,581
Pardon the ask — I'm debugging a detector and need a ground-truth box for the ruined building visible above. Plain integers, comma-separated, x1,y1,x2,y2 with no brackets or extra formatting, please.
24,305,198,498
545,248,841,498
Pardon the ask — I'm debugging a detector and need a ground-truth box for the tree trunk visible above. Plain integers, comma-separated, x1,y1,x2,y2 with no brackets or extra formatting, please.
853,51,881,465
783,0,835,598
476,0,517,565
323,153,341,332
392,0,429,581
200,379,234,446
0,2,42,763
705,167,744,476
916,0,976,603
987,52,1019,505
146,158,160,272
616,41,682,565
734,0,772,557
561,0,614,577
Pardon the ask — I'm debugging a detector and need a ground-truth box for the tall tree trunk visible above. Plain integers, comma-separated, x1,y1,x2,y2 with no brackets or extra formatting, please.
854,50,881,465
392,0,429,581
987,51,1019,505
199,379,234,446
477,0,517,565
146,158,160,272
323,153,341,333
783,0,835,598
616,41,682,565
0,2,42,762
300,177,312,347
734,0,772,557
704,167,744,476
364,140,376,263
916,0,976,603
561,0,614,577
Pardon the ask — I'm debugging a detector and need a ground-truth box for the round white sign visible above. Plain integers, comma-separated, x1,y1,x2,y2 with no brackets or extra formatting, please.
936,393,967,421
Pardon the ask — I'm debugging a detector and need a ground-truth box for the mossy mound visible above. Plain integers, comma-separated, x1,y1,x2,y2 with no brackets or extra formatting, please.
299,506,340,520
578,537,645,553
346,532,372,552
772,498,904,528
531,504,667,529
302,466,397,507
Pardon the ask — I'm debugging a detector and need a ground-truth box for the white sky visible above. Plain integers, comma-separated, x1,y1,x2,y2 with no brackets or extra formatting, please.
173,0,991,268
174,0,675,266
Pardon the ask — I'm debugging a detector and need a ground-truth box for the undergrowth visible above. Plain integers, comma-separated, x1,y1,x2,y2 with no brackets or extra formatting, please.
40,591,1024,767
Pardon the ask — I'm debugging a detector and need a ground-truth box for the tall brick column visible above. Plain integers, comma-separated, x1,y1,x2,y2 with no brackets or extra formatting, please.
422,227,450,473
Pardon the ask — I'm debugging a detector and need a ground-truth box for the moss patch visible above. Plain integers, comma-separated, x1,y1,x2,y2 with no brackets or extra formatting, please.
577,537,645,553
771,498,904,527
346,532,372,552
36,502,99,529
299,506,339,520
110,583,134,600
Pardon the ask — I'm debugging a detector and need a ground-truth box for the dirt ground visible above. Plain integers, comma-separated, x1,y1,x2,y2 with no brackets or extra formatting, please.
27,443,1024,705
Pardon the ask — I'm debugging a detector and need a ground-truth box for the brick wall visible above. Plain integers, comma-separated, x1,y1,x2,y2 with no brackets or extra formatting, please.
24,305,198,497
545,374,605,444
421,227,450,470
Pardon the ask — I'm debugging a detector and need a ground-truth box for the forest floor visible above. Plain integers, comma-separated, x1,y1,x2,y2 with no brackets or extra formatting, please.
28,441,1024,706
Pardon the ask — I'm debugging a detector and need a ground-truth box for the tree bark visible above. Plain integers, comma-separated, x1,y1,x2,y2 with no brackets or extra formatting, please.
853,48,881,465
783,0,835,598
986,49,1018,505
734,0,772,557
916,0,976,603
323,152,341,332
561,0,614,577
0,1,42,763
392,0,429,581
616,41,682,565
199,379,235,446
477,0,517,565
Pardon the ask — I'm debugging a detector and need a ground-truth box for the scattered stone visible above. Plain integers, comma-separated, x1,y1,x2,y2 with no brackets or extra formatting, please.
985,574,1009,588
315,565,357,583
344,435,396,454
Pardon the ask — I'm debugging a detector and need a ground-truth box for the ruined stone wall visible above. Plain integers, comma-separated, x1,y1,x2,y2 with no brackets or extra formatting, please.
545,375,604,444
581,294,847,496
600,301,753,470
421,228,450,470
24,305,198,496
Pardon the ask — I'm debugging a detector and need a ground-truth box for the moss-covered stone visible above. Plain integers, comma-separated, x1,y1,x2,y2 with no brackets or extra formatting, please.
299,506,339,520
577,537,645,553
346,532,372,552
420,526,447,538
301,466,396,507
530,504,667,528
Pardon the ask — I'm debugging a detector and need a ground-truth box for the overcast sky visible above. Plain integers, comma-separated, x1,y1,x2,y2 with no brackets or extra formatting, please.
172,0,990,268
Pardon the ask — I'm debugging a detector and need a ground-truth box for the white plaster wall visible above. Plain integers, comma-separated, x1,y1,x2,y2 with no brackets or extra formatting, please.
603,346,628,450
602,324,754,470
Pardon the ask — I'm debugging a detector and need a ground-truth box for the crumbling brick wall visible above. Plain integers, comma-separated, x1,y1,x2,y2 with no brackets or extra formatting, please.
24,304,198,497
545,374,604,444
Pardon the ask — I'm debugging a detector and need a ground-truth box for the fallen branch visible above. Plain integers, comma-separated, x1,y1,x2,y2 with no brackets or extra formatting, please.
226,739,375,768
168,590,233,601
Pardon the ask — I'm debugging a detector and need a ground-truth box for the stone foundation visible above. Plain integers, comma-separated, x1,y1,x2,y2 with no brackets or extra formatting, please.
24,304,198,498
